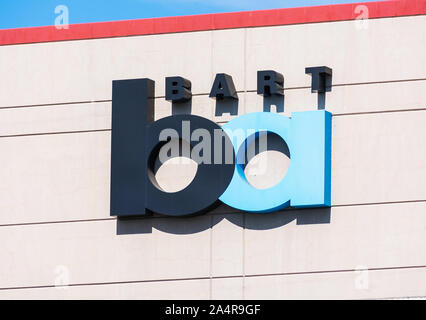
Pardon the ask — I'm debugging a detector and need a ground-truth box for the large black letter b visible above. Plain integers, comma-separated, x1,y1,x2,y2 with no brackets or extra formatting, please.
110,78,235,217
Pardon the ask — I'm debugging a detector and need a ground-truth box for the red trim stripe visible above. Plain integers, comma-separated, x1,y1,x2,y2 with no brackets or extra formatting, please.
1,0,425,46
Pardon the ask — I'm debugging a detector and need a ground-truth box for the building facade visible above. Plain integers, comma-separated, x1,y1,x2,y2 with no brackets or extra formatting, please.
0,0,425,299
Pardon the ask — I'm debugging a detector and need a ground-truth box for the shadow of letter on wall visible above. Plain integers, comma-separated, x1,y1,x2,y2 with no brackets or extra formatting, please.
263,95,284,113
215,99,239,117
172,99,192,116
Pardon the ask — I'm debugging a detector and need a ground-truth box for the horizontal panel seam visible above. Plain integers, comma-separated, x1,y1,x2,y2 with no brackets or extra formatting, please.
0,199,426,228
0,78,425,110
2,106,426,138
1,265,425,292
0,128,112,138
381,295,426,300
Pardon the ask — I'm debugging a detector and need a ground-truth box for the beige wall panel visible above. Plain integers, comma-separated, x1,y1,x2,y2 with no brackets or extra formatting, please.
1,16,425,108
332,110,426,205
0,131,111,225
211,277,244,300
243,267,426,300
1,79,425,137
0,217,211,289
327,80,426,115
0,202,425,289
211,29,246,93
0,279,210,300
246,15,426,90
244,80,426,117
0,97,212,137
0,264,424,300
0,31,213,107
244,202,426,277
0,102,111,137
211,214,244,277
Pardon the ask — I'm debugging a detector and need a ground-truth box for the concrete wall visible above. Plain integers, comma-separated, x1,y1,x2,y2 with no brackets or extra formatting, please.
0,14,425,299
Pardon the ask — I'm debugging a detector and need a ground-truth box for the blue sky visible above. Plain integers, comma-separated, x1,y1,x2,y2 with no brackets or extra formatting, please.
0,0,382,30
